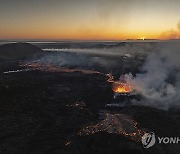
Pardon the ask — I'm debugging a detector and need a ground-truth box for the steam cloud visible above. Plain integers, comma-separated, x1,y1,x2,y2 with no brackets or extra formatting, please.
122,42,180,110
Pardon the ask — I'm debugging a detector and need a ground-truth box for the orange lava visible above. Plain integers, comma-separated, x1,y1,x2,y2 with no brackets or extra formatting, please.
78,112,146,142
19,62,103,75
112,82,133,93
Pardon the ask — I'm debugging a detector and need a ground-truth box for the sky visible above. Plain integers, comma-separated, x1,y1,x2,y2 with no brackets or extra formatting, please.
0,0,180,40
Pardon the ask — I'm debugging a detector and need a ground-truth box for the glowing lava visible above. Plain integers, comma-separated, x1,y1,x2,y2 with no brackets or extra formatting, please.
19,61,103,75
78,111,146,142
106,73,134,93
112,82,133,93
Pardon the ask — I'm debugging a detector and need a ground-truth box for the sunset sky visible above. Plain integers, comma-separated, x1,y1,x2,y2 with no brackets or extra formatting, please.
0,0,180,40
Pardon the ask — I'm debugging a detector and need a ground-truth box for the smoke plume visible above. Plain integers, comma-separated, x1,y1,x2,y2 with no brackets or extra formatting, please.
160,21,180,39
122,42,180,110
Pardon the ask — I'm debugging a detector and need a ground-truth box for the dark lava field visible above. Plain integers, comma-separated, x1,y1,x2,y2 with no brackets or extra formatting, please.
0,42,180,154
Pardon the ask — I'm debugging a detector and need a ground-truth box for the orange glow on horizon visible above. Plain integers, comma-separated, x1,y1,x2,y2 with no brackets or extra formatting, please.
0,30,165,40
0,23,178,40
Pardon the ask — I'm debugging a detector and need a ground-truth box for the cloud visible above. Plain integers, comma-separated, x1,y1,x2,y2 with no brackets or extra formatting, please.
159,21,180,39
122,42,180,110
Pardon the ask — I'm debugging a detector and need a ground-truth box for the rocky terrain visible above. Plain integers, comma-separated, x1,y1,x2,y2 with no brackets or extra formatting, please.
0,43,43,60
0,42,180,154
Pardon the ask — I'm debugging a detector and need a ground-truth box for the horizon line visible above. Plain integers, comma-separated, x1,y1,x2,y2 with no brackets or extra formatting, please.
1,38,180,42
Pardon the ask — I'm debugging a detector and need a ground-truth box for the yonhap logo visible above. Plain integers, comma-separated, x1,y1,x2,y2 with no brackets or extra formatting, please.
141,132,180,148
141,132,156,148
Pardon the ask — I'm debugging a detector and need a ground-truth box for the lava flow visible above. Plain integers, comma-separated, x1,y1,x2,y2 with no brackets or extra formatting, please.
106,73,133,93
20,62,134,94
78,111,146,142
19,61,103,75
112,82,133,93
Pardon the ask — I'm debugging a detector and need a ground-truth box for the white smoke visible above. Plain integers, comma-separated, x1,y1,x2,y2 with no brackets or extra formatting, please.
43,42,155,56
122,42,180,110
40,42,156,69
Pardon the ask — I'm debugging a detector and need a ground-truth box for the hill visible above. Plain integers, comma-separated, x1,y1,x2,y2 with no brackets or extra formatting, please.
0,42,43,60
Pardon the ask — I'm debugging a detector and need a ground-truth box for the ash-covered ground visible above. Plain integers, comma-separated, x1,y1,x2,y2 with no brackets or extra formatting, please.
0,41,180,154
